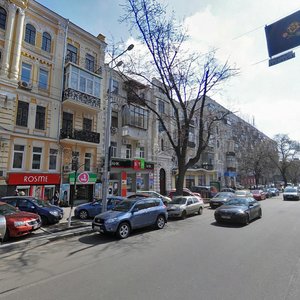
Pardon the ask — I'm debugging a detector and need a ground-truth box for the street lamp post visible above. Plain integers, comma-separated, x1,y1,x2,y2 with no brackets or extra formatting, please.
101,44,134,212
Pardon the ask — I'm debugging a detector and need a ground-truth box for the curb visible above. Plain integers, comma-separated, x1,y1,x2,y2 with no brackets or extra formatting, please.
0,225,93,257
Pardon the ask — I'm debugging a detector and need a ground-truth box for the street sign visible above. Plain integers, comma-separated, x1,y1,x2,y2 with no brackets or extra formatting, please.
268,51,295,67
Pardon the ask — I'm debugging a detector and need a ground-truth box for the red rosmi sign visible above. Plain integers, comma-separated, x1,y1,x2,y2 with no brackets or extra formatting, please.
8,173,61,185
77,172,89,184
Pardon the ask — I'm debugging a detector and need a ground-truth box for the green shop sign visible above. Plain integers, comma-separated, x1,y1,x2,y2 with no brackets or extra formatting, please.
69,172,97,184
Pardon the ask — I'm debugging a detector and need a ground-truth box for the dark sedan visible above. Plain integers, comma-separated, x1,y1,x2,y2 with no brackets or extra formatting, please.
214,197,262,225
209,192,235,209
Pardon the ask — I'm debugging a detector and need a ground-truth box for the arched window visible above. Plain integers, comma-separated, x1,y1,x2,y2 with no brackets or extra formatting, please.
25,24,36,45
0,7,7,30
42,32,51,52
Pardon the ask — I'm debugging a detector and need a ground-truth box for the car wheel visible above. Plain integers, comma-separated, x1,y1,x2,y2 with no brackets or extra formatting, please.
243,214,250,225
198,207,203,215
41,215,48,225
156,215,165,229
2,229,9,242
258,208,262,218
181,211,187,219
79,209,89,220
117,222,130,239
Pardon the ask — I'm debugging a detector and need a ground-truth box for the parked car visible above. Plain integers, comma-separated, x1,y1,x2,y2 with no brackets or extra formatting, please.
263,188,272,198
221,188,236,193
251,189,266,201
0,215,6,243
283,186,300,201
92,198,167,239
74,196,124,220
0,201,41,241
214,197,262,225
127,191,171,205
209,192,235,209
190,185,218,199
269,188,279,196
235,190,253,198
168,188,202,200
167,196,204,219
0,196,63,225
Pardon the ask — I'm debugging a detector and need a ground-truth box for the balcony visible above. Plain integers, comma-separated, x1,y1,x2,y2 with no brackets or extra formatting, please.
122,126,147,140
63,88,100,110
60,128,100,144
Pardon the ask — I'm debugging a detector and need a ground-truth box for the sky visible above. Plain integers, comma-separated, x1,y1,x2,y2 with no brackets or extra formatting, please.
38,0,300,142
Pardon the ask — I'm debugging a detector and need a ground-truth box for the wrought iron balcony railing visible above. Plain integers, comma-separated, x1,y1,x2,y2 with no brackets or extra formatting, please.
63,88,100,108
60,128,100,144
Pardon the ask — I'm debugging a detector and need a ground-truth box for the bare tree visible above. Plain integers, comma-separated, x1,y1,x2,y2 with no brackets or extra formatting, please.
120,0,237,194
271,134,300,187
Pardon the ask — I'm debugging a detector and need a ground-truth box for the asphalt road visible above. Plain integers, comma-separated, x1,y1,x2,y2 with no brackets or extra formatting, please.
1,195,300,300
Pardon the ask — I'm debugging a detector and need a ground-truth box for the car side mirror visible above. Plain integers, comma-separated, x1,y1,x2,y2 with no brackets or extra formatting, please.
249,203,254,207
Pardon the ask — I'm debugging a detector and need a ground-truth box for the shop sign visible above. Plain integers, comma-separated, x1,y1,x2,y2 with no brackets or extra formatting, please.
69,172,97,184
145,162,154,170
111,159,132,168
7,173,61,185
133,160,141,170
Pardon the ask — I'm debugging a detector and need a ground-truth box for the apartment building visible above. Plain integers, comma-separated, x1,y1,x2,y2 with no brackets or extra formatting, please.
0,0,106,201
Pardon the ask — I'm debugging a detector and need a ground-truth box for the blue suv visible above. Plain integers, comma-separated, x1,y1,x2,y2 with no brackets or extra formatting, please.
92,198,168,239
0,196,63,225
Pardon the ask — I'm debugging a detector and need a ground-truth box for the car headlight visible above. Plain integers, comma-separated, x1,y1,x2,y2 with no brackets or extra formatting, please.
14,221,26,227
106,218,118,224
49,210,59,216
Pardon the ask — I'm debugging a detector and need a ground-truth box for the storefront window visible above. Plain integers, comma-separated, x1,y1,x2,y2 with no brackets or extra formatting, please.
126,173,136,193
185,175,195,189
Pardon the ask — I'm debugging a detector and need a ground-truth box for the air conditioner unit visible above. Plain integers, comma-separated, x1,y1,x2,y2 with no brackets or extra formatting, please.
18,81,32,90
63,165,71,172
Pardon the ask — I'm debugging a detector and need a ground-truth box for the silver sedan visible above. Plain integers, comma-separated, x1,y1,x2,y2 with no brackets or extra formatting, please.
167,196,204,219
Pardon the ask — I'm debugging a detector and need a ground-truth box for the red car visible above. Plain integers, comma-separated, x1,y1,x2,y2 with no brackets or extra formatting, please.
251,190,266,201
0,201,41,241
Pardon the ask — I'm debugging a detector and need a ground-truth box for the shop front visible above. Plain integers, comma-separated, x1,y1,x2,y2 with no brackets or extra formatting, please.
110,158,155,197
6,173,61,200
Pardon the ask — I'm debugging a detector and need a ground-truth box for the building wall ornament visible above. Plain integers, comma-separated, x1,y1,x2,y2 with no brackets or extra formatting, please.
9,0,28,9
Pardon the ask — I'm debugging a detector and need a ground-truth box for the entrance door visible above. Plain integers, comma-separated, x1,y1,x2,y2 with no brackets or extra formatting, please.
159,168,166,195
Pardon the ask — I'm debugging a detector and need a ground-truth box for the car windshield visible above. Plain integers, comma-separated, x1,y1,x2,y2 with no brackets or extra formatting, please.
113,200,135,212
0,203,18,215
214,192,232,198
226,198,250,206
31,198,51,207
284,187,297,192
252,190,260,194
170,197,187,204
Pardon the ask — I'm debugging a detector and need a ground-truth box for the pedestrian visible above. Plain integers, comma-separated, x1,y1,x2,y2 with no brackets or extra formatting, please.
52,191,60,206
14,189,19,196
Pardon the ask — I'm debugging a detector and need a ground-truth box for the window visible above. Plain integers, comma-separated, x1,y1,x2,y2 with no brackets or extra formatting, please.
83,118,92,131
72,151,79,170
85,54,95,72
13,145,25,169
139,146,145,158
111,141,117,158
49,149,58,170
111,111,118,128
0,7,7,30
35,105,46,130
67,44,78,64
84,153,91,171
158,120,165,132
25,24,36,45
38,69,49,89
112,80,119,94
21,62,32,83
62,112,73,132
42,32,51,52
126,144,132,159
161,139,164,151
16,101,29,127
32,147,42,169
158,100,165,113
122,105,148,129
66,64,101,98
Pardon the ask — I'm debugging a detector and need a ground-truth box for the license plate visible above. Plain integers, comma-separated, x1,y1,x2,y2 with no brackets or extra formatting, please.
221,215,231,219
93,225,101,231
